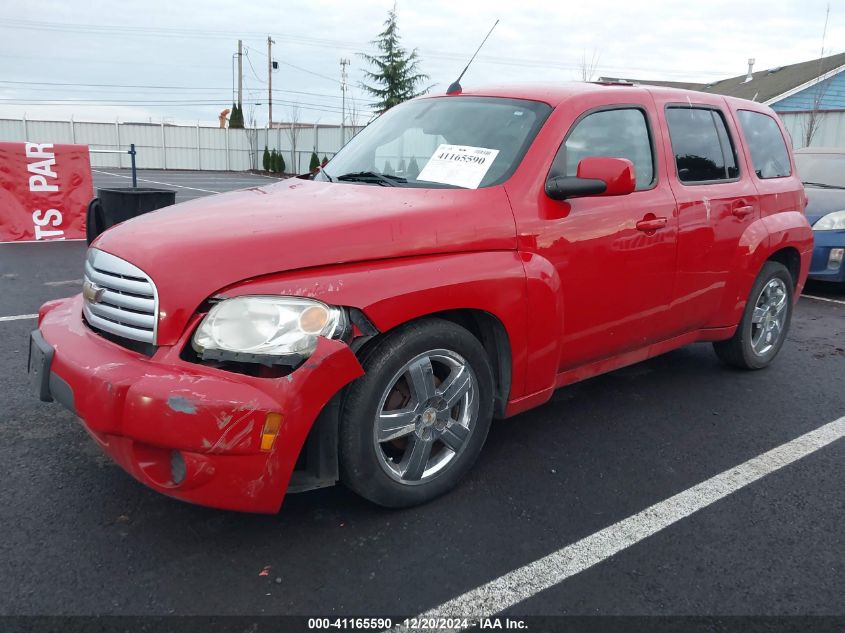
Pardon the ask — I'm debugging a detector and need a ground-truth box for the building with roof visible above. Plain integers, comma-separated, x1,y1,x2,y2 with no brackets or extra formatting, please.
600,51,845,148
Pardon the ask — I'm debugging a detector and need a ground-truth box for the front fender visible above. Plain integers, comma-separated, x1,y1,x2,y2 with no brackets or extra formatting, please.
510,251,563,414
217,251,540,404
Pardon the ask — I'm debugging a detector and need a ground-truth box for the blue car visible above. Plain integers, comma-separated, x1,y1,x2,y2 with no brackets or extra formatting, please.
794,148,845,283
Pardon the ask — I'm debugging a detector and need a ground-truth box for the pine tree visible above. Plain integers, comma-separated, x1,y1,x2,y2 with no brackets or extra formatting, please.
262,146,271,171
407,156,420,179
229,104,244,129
360,5,429,113
310,151,321,173
278,151,286,174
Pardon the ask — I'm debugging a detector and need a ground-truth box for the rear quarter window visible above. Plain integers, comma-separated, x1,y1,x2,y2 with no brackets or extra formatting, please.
736,110,792,179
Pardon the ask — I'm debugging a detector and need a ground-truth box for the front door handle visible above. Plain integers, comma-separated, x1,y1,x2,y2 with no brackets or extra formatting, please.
636,216,668,232
733,205,754,218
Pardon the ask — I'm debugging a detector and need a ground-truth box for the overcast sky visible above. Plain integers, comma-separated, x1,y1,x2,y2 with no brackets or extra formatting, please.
0,0,842,126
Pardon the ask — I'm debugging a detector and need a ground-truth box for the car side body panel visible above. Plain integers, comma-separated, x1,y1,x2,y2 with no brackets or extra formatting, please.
501,86,812,413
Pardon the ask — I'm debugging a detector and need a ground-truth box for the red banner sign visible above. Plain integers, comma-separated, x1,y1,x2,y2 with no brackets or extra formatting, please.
0,142,92,242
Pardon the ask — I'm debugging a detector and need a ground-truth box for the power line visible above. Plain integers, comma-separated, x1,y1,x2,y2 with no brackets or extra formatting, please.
0,97,348,113
0,79,360,102
244,45,343,85
0,104,348,115
243,49,267,85
0,18,363,48
277,60,343,84
0,79,230,89
0,18,744,79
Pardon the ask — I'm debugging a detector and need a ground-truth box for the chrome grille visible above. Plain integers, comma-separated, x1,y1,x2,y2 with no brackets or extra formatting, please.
82,248,158,345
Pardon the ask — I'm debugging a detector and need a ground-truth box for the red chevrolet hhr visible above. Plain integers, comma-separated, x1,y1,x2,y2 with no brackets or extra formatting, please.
29,82,813,513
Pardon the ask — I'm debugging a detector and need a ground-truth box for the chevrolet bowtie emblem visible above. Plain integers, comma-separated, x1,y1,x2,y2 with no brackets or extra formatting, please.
82,280,106,304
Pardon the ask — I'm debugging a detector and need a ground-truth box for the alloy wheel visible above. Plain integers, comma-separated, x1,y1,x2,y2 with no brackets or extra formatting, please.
373,349,478,485
750,277,788,356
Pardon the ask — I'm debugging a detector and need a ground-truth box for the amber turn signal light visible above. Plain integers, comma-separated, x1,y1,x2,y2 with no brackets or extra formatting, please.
260,412,283,451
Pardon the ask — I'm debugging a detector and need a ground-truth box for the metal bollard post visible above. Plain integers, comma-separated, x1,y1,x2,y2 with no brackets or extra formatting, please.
129,143,137,188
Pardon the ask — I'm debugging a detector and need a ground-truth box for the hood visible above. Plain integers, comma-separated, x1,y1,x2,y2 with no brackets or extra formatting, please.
93,179,516,345
804,186,845,225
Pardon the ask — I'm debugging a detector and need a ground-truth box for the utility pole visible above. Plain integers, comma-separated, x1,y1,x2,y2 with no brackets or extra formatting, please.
231,53,237,104
267,35,275,128
237,39,243,109
340,58,350,143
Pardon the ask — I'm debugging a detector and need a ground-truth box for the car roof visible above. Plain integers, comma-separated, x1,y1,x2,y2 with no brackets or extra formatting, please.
450,81,639,105
432,82,773,113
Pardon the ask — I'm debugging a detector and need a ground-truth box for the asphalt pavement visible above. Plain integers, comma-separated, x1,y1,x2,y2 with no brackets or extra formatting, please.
90,168,283,203
0,174,842,627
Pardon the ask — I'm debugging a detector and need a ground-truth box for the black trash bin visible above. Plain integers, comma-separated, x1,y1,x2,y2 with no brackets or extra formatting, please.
86,187,176,244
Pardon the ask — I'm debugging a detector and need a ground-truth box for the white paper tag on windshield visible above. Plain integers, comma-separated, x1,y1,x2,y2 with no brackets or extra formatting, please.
417,144,500,189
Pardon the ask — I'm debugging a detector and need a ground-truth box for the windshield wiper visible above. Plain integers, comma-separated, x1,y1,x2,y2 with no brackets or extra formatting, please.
802,181,845,189
336,171,407,186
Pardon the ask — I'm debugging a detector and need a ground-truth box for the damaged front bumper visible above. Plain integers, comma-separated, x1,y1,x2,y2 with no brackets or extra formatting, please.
33,294,364,513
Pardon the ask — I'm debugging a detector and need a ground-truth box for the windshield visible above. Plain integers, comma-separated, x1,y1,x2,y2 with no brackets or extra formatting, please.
317,96,552,189
794,152,845,188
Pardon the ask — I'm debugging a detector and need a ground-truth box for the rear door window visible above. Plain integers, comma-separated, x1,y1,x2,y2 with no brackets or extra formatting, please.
736,110,792,179
665,107,739,183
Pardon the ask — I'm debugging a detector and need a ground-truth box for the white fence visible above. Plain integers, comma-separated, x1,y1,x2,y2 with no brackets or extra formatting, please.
778,111,845,149
6,112,838,175
0,117,365,173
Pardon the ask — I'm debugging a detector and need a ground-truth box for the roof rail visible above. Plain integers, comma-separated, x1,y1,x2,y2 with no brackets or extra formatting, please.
593,78,636,86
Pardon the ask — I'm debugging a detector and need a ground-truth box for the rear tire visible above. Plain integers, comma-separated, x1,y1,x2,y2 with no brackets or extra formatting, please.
339,318,494,508
713,261,793,369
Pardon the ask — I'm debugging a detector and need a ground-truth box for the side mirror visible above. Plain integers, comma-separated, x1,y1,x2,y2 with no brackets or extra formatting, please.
545,157,636,201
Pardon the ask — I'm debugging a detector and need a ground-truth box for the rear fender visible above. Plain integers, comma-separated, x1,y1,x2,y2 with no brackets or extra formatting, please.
762,211,814,294
710,211,812,327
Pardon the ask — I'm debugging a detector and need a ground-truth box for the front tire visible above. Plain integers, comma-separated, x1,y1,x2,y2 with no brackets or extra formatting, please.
339,318,494,508
713,261,794,369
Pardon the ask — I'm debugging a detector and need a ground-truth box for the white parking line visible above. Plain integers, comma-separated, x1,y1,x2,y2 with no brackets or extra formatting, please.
0,314,37,322
802,294,845,306
0,239,85,245
44,279,82,287
247,172,285,180
394,416,845,631
91,169,221,194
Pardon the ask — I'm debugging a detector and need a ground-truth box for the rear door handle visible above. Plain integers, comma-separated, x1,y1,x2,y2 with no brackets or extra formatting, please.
733,205,754,218
636,216,668,232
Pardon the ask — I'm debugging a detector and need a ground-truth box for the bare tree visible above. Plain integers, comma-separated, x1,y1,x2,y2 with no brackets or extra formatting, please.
802,3,831,147
244,104,260,170
347,96,366,139
579,49,601,82
285,105,302,173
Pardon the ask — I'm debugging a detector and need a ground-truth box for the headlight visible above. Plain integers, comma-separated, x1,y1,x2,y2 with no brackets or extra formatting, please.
814,210,845,231
192,296,345,363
